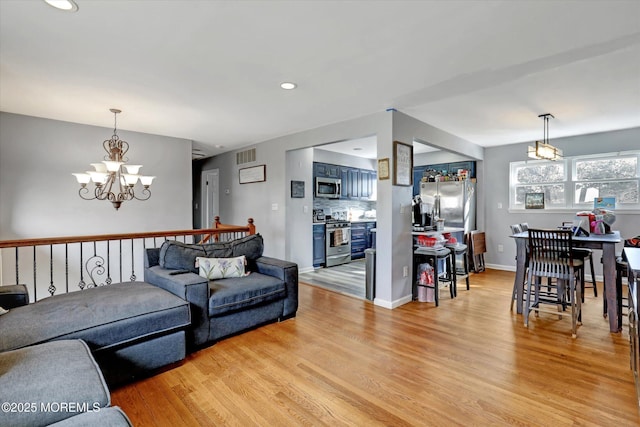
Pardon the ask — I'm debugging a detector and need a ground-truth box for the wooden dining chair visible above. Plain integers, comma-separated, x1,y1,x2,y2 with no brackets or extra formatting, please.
524,229,583,338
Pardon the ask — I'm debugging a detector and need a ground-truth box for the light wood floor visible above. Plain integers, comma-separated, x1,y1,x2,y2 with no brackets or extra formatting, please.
112,269,640,426
300,259,366,299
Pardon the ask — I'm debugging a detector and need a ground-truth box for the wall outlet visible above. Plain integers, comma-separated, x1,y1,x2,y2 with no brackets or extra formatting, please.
498,244,504,253
271,203,278,211
497,202,503,209
403,266,409,277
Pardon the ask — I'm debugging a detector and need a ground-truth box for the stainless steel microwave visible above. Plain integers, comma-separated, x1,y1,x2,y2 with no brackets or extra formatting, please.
315,177,341,199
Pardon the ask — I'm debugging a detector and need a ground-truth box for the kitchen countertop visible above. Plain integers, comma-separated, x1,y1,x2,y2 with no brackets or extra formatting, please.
411,227,464,235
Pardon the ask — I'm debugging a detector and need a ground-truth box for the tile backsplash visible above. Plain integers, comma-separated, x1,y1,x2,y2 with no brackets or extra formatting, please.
313,199,376,220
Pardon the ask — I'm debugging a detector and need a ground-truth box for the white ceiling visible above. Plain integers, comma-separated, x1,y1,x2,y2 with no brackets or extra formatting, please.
1,1,639,159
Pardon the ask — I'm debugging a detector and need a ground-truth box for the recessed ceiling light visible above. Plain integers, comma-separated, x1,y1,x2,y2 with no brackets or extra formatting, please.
280,82,297,90
44,0,79,12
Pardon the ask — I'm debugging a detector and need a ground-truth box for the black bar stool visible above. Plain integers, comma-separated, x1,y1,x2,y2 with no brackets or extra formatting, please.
445,242,469,296
414,246,453,306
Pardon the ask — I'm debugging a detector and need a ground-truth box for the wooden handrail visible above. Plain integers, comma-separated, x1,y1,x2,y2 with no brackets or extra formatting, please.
0,218,255,249
199,217,255,244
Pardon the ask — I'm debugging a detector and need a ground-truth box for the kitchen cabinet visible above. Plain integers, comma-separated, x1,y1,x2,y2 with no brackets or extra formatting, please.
340,167,376,200
351,222,367,259
351,221,376,259
313,224,326,267
314,162,341,179
313,162,376,200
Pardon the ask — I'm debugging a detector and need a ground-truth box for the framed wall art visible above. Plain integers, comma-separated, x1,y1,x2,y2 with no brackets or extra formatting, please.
291,180,305,198
378,158,390,180
393,141,413,186
239,164,266,184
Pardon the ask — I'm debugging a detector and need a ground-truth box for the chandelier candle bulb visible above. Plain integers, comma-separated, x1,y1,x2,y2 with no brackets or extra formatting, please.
72,109,153,210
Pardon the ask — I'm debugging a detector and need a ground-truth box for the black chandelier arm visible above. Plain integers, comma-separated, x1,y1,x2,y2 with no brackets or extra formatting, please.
78,186,98,201
132,186,151,201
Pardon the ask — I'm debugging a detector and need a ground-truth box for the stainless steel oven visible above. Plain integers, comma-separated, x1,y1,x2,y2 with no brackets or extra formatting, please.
326,221,351,267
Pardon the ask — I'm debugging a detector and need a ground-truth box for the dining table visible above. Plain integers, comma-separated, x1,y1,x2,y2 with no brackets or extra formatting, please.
510,230,622,332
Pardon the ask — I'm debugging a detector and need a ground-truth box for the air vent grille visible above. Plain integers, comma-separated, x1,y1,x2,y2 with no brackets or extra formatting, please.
236,148,256,165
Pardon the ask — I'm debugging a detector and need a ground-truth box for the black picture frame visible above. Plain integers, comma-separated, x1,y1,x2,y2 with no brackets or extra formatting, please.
291,180,305,198
239,164,266,184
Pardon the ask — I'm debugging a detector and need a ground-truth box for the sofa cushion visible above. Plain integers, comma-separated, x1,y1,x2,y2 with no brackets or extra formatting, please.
0,282,190,353
208,272,286,317
230,233,264,261
159,240,233,272
48,406,133,427
0,340,110,427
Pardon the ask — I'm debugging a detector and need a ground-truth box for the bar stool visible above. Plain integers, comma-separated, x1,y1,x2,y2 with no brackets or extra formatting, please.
414,246,453,306
445,242,469,296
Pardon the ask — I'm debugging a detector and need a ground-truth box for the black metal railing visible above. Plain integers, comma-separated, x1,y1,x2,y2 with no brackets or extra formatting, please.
0,218,254,302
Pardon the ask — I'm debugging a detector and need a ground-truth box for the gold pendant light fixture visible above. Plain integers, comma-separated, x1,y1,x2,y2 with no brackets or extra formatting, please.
73,109,155,210
528,113,562,161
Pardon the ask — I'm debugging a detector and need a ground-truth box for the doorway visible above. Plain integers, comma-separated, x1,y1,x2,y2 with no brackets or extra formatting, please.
201,169,220,229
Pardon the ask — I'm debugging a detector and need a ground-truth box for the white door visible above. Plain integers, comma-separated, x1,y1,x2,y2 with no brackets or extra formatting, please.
201,169,219,229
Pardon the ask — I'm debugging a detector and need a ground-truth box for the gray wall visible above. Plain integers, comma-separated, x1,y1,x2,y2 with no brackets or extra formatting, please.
193,110,486,308
0,112,193,238
484,127,640,279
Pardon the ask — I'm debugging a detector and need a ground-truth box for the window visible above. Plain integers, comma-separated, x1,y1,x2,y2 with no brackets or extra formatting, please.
510,151,640,210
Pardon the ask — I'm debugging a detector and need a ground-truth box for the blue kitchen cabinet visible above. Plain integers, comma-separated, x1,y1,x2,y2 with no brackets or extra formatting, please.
314,162,341,179
350,222,368,259
313,224,325,267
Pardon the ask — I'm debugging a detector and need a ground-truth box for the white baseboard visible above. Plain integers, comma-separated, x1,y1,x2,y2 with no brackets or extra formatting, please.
374,294,413,309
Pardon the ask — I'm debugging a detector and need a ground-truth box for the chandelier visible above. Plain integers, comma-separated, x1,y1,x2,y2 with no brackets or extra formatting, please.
73,109,155,210
528,113,562,161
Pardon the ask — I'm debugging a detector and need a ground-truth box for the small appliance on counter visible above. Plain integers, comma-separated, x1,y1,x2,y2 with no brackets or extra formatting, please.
313,209,325,223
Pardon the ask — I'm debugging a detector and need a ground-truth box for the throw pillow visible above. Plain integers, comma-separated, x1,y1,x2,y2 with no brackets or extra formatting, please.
230,233,264,261
159,241,207,273
0,306,8,316
196,256,247,280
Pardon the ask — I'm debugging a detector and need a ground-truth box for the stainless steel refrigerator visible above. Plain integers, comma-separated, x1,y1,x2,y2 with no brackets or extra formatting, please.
419,180,476,233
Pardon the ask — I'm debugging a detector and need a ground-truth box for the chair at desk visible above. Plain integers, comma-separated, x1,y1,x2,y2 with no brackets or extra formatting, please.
524,229,583,338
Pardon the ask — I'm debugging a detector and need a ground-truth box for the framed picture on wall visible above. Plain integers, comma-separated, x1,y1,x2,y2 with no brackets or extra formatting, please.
393,141,413,186
239,164,266,184
378,158,390,180
291,180,305,198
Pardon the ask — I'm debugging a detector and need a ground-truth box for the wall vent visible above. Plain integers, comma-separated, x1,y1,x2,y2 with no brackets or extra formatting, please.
236,148,256,165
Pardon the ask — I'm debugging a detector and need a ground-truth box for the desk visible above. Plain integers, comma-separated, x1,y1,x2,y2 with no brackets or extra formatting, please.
511,231,621,332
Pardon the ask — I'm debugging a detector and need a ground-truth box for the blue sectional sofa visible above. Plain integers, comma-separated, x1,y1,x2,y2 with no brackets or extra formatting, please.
0,340,132,427
0,281,190,386
144,233,298,348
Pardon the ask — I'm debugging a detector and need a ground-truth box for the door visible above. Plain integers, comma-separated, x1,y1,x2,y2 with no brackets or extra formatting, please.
201,169,219,229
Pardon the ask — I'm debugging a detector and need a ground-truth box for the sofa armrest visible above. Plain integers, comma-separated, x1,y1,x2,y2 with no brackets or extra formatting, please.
143,266,209,347
254,256,298,318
